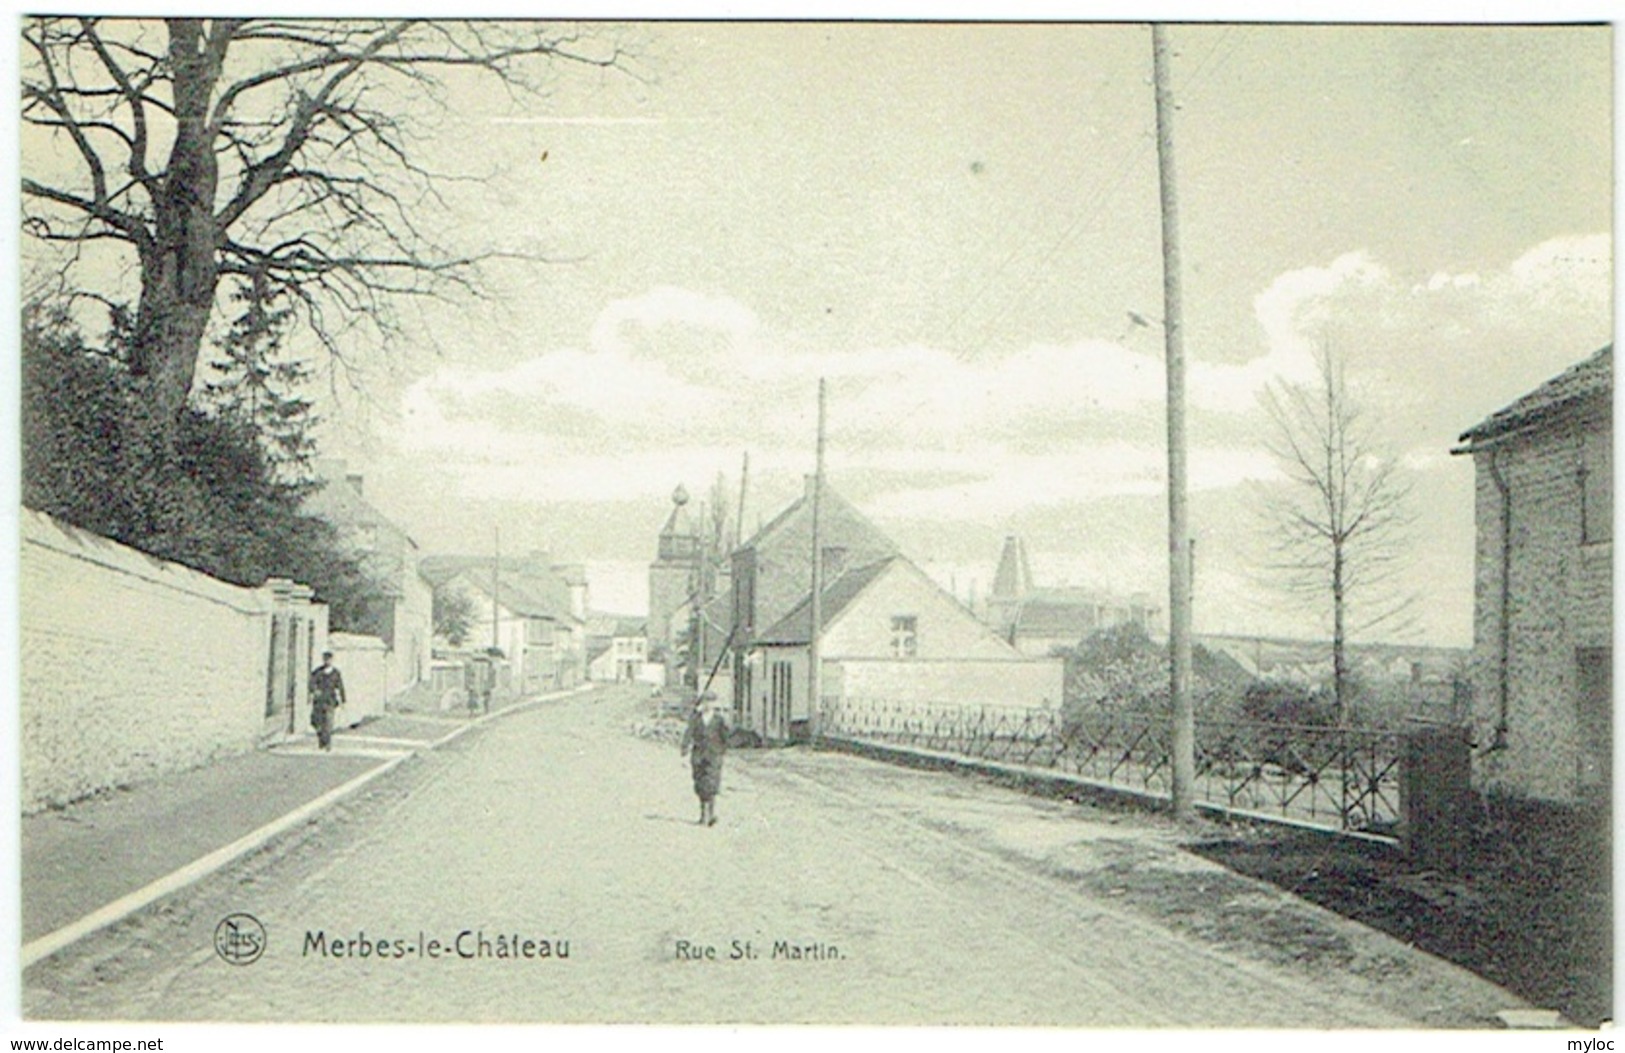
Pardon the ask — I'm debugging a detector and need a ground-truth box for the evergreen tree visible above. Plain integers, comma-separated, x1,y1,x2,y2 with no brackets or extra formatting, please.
21,300,389,631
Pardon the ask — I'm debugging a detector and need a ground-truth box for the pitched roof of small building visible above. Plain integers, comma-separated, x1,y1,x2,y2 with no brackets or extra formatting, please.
420,555,580,622
755,557,898,646
998,586,1157,637
1008,597,1110,639
301,463,420,597
1457,344,1612,449
587,612,648,638
739,477,896,558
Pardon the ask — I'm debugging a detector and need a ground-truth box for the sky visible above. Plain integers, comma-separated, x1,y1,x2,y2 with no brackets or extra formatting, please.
20,20,1615,645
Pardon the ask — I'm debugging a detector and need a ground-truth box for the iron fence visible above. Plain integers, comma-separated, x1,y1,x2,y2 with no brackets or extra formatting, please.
822,698,1404,835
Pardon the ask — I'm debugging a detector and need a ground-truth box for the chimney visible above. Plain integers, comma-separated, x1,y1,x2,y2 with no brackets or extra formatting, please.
346,473,364,497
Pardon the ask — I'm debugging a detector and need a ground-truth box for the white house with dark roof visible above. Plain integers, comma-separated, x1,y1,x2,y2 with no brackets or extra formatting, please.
728,476,899,725
1453,344,1611,805
420,551,587,694
302,461,432,702
747,554,1064,742
587,614,652,683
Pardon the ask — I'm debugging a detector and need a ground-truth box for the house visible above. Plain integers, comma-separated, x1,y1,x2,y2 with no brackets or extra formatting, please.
587,614,651,683
1452,345,1611,805
302,461,432,703
421,551,587,694
728,476,899,721
747,555,1064,741
984,536,1159,655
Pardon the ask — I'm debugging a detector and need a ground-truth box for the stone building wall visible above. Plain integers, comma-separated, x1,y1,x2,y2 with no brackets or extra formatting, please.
1470,408,1612,803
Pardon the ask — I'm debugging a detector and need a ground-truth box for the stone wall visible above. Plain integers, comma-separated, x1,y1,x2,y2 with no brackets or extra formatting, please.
1470,408,1612,803
20,511,275,813
19,510,328,815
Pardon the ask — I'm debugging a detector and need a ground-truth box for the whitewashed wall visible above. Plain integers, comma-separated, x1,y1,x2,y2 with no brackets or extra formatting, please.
20,511,273,813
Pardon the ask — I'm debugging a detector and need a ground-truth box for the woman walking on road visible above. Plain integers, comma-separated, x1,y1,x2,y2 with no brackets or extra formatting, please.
680,692,729,826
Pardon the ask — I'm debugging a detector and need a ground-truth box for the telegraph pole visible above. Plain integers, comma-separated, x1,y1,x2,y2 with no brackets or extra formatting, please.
696,500,708,688
491,526,501,652
736,451,750,553
808,379,827,741
1154,23,1196,820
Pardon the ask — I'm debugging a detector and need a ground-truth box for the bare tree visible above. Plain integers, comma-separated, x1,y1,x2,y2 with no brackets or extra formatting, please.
705,470,735,559
1259,343,1413,724
21,17,631,432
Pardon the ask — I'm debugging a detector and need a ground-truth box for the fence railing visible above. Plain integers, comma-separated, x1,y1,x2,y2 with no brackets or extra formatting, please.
821,698,1405,836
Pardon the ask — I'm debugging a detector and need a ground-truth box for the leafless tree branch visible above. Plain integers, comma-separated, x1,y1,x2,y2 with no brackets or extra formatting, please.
21,16,641,429
1256,340,1416,722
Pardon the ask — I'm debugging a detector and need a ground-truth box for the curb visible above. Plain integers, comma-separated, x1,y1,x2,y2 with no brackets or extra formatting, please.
21,683,591,970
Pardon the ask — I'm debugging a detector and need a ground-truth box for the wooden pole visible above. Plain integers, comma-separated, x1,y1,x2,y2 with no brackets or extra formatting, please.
808,379,827,741
731,450,750,719
491,526,501,653
1153,23,1196,820
736,451,750,554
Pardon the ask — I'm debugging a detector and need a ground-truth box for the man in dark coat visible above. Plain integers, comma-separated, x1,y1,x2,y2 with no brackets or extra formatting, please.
679,692,729,826
309,651,346,752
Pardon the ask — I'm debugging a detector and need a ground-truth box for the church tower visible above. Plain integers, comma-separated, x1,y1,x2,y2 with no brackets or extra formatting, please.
647,484,700,666
987,535,1034,633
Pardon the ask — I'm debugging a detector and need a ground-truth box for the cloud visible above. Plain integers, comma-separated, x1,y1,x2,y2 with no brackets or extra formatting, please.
390,230,1610,531
864,444,1278,522
1249,233,1611,443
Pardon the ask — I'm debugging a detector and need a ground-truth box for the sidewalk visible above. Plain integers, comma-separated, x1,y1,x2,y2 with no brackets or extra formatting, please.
20,688,583,959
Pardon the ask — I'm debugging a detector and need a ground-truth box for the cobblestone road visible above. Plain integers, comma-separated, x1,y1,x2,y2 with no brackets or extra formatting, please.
23,686,1521,1026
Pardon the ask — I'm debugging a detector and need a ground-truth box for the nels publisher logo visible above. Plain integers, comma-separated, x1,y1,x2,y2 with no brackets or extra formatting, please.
215,913,267,966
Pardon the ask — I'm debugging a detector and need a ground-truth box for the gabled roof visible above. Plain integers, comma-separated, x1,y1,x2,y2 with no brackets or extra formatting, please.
755,557,898,646
1457,345,1612,449
420,555,580,622
738,479,895,557
302,465,419,551
587,612,647,638
1010,598,1111,638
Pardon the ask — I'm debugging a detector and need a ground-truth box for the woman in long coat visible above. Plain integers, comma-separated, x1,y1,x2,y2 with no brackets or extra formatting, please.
680,692,729,826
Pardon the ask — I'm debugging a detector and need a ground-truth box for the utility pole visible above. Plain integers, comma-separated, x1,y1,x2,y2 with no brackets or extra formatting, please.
696,500,708,690
731,450,750,718
808,379,827,741
491,526,501,653
1153,23,1196,821
736,451,750,553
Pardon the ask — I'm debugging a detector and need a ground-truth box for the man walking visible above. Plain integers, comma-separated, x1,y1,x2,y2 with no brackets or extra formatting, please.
680,692,729,827
309,650,346,751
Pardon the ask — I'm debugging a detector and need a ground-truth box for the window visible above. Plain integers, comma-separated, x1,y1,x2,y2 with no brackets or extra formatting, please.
890,615,918,658
1580,429,1612,544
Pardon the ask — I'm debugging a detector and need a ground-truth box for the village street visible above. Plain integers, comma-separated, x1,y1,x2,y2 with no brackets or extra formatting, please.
23,685,1520,1027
